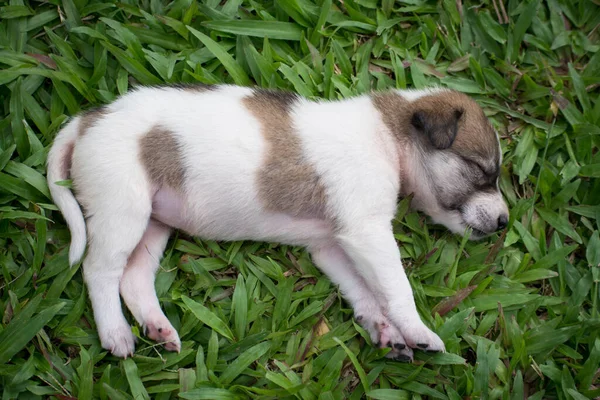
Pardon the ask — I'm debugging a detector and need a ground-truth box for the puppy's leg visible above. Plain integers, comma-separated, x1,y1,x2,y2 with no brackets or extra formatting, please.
336,219,445,352
120,219,180,352
84,207,151,358
310,243,414,361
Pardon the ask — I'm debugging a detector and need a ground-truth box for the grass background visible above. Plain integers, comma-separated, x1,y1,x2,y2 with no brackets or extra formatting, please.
0,0,599,398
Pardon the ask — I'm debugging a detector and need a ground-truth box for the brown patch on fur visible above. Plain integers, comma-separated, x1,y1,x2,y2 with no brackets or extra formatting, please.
372,90,499,165
140,126,185,190
244,89,327,218
62,141,75,179
410,91,499,163
65,142,90,218
371,92,410,141
78,107,107,136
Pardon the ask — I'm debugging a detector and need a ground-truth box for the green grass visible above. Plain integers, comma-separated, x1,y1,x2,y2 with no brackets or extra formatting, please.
1,0,599,398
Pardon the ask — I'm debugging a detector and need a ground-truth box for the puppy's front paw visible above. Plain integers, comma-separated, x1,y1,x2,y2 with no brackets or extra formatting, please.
144,316,181,352
378,322,414,362
100,325,136,358
357,315,414,362
400,321,445,353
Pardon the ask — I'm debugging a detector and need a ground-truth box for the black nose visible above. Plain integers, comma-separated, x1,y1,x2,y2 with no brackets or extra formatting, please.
497,214,508,231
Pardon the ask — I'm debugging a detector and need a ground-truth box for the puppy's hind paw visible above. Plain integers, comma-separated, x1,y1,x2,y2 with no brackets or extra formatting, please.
100,325,136,358
144,318,181,353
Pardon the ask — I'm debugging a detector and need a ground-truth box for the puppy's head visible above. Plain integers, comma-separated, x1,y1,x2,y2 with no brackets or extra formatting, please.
403,90,508,240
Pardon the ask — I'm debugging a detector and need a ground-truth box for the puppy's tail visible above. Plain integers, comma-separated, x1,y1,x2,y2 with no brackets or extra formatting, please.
47,118,86,266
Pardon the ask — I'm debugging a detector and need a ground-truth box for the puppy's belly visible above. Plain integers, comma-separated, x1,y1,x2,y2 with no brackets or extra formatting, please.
151,186,333,246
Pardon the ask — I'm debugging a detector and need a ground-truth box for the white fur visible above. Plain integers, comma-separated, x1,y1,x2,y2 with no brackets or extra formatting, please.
48,85,507,358
395,87,447,101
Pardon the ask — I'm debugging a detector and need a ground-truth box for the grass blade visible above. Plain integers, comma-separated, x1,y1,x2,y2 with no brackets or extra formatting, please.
0,302,65,364
202,21,303,41
333,337,369,394
182,296,234,341
218,341,271,384
186,26,250,86
122,359,150,400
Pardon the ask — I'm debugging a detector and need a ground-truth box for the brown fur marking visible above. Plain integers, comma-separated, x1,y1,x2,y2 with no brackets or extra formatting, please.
371,92,410,141
79,106,108,136
411,91,499,163
372,90,499,166
140,126,185,190
62,141,75,180
244,89,327,218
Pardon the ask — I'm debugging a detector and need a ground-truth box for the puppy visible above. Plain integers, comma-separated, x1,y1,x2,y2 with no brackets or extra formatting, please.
47,84,508,361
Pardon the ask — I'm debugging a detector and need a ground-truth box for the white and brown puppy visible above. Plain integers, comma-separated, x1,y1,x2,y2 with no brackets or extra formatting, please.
47,84,508,361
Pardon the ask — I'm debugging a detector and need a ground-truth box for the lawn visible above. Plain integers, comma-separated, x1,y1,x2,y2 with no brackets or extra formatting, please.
1,0,599,398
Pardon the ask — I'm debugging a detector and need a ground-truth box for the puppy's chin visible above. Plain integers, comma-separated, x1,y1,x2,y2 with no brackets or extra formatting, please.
429,212,469,237
464,226,490,241
429,212,492,241
453,224,490,241
461,215,499,240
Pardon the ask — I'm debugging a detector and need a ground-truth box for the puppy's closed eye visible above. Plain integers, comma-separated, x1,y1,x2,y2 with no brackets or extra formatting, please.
471,165,499,189
461,157,497,180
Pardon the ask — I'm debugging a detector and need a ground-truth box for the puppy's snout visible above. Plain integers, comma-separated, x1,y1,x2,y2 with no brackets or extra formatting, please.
496,214,508,231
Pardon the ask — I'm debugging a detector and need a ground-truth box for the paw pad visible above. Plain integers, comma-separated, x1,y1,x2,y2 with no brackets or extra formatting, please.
143,320,181,353
393,354,412,363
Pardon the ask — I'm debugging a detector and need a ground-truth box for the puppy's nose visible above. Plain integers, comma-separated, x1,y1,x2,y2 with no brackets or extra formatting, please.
497,214,508,231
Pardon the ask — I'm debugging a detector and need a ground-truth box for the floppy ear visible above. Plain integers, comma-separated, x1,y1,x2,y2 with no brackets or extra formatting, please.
411,108,463,150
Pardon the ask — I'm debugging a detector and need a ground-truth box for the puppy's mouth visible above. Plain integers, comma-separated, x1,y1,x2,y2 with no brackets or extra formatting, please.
456,207,493,239
469,227,488,238
462,223,489,239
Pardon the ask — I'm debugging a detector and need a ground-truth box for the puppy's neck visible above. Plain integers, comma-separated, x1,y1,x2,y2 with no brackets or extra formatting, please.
371,91,412,142
395,139,425,203
371,90,420,200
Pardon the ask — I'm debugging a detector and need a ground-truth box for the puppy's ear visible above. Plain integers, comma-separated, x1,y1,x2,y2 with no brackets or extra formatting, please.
411,108,463,150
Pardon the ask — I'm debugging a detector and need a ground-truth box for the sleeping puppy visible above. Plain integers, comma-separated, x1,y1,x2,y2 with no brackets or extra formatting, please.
47,85,508,361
